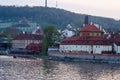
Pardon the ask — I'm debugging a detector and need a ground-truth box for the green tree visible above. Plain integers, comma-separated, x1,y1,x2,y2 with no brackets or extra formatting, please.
42,25,60,55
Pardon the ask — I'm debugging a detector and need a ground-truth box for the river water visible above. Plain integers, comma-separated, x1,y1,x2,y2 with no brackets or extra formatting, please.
0,56,120,80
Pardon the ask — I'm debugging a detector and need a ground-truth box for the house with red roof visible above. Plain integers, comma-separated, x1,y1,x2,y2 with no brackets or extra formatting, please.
60,24,112,54
12,33,43,52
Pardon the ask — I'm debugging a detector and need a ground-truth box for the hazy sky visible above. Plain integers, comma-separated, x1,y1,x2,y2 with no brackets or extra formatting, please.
0,0,120,19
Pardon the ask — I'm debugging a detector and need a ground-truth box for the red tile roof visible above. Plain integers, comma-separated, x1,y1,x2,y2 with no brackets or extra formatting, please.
80,24,103,32
61,36,111,45
62,36,105,41
115,35,120,40
13,34,43,40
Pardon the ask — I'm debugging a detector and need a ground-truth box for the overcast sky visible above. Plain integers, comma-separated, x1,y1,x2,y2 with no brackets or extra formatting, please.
0,0,120,19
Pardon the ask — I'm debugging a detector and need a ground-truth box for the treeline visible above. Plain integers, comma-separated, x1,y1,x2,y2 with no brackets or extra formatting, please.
0,6,120,30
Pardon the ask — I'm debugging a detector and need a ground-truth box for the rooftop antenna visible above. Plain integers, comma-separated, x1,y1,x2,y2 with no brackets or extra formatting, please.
56,0,58,8
45,0,47,7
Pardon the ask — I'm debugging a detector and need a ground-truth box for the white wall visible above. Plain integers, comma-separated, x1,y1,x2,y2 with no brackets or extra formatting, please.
60,45,91,53
93,45,112,54
114,43,117,53
114,43,120,54
60,45,112,54
62,29,75,38
48,48,59,52
12,40,27,49
12,40,42,49
118,46,120,53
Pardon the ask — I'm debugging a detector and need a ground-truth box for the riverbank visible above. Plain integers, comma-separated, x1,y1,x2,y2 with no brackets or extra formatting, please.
1,52,120,64
48,52,120,64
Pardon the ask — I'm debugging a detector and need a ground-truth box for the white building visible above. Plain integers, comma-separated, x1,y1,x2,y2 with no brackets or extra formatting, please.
32,25,43,35
113,35,120,54
60,24,112,54
114,43,120,54
62,24,75,38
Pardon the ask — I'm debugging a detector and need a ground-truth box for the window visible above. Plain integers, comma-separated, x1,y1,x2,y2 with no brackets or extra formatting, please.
87,33,89,36
90,33,92,36
92,33,94,36
80,33,82,36
98,46,100,48
94,33,97,36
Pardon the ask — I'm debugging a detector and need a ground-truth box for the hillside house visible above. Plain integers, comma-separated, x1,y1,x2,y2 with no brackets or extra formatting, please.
62,24,75,38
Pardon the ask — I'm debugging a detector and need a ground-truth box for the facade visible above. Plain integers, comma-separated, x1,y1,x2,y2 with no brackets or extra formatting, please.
12,33,43,50
60,24,112,54
112,35,120,54
32,25,43,35
48,47,59,52
114,43,120,54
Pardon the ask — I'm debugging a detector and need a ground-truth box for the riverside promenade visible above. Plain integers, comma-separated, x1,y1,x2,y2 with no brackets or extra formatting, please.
48,51,120,63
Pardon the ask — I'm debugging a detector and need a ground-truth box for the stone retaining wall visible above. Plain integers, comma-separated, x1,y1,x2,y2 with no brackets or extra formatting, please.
48,52,120,61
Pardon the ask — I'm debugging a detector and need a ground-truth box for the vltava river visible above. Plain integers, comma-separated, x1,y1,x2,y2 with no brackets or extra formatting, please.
0,56,120,80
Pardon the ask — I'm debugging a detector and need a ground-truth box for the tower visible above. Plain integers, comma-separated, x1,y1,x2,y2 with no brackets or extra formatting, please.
56,0,58,8
84,15,89,25
45,0,47,7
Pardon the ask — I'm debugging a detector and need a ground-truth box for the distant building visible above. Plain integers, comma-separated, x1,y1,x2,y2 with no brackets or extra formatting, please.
11,19,37,33
60,24,112,54
12,33,43,52
32,25,43,35
62,24,75,38
45,0,48,7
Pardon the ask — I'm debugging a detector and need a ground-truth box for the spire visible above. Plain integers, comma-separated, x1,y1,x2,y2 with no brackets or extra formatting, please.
84,15,89,25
